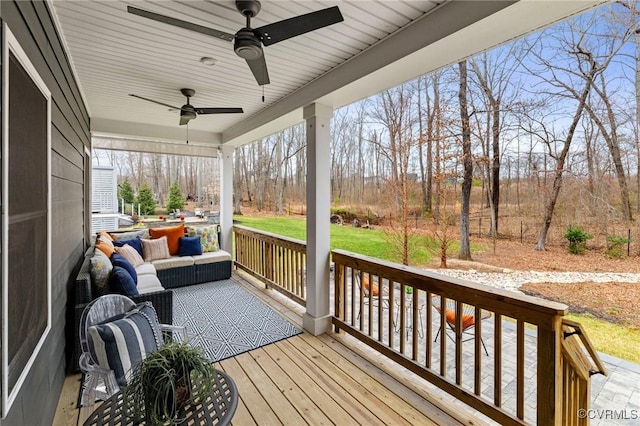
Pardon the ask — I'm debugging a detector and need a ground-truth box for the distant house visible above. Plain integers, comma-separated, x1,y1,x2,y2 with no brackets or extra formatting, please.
91,164,119,234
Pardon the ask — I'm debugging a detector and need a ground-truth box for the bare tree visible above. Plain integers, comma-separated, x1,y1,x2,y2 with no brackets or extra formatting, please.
371,84,418,265
458,60,473,260
524,41,599,250
469,44,524,236
233,147,243,215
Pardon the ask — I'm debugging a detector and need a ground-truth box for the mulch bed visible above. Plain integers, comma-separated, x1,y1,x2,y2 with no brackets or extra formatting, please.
520,282,640,329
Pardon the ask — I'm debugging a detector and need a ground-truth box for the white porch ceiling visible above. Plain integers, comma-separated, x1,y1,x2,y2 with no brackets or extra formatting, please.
51,0,606,149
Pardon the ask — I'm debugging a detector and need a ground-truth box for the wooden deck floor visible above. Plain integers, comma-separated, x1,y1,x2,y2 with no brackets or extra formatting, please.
54,272,487,426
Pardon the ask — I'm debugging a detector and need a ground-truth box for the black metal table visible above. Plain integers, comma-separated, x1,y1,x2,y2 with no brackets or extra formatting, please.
83,369,238,426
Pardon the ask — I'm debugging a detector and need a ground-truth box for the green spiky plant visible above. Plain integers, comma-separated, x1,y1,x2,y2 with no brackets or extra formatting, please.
125,342,215,425
564,225,592,255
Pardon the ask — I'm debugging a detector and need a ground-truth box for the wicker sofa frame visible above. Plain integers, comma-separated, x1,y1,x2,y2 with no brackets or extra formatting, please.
70,247,232,372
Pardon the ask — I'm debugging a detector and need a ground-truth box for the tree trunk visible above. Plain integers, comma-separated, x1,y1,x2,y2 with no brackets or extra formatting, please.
458,60,473,260
276,134,284,215
417,76,428,213
491,105,500,235
535,66,595,250
636,31,640,213
233,148,243,215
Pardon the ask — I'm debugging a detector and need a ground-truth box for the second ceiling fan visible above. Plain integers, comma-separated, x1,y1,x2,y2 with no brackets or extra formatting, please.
128,1,344,86
129,88,243,126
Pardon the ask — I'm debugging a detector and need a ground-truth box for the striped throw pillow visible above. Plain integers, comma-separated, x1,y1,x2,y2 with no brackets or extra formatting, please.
141,236,171,262
88,303,162,386
115,244,144,267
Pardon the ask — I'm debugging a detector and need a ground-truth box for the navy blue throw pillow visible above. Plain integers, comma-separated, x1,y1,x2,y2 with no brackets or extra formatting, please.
108,266,139,297
111,253,138,284
178,236,203,256
113,236,143,257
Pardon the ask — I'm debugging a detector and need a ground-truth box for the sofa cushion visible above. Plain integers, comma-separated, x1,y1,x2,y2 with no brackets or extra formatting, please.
95,236,115,258
178,236,203,257
88,303,161,386
185,225,218,252
136,274,164,294
115,244,144,268
108,266,139,297
141,237,171,262
149,224,184,256
111,229,149,241
90,249,113,296
111,253,138,284
113,236,143,257
135,263,156,276
191,250,232,265
152,256,194,271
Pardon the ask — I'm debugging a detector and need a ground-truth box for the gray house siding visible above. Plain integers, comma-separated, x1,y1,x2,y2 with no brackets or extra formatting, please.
0,1,90,425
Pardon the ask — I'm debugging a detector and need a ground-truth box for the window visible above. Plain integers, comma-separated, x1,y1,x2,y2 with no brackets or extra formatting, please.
1,23,51,416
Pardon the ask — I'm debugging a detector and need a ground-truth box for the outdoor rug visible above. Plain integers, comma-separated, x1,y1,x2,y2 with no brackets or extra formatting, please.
172,279,302,362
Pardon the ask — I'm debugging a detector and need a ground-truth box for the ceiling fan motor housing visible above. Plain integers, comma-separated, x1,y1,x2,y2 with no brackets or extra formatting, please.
180,107,197,120
234,28,263,59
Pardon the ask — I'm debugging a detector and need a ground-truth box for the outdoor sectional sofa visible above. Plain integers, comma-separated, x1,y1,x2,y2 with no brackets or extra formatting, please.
69,224,232,371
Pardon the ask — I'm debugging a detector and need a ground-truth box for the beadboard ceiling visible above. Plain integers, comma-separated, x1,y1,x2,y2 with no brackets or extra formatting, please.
50,0,606,148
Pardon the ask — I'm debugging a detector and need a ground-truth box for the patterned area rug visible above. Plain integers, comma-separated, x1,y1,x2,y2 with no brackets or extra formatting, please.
172,279,302,362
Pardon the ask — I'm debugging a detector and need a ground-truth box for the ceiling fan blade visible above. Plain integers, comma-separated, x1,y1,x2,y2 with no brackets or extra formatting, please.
254,6,343,47
127,6,234,41
196,107,244,114
129,94,180,110
245,55,270,86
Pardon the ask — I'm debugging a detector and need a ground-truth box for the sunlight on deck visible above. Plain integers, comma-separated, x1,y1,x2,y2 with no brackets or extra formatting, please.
54,272,486,426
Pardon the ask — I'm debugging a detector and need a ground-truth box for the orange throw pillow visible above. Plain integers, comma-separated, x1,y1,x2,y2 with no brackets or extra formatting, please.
362,275,379,296
149,224,184,256
445,310,475,330
95,238,115,258
97,230,114,241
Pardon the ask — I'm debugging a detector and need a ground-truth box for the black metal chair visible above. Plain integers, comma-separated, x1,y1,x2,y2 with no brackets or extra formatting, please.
432,297,492,355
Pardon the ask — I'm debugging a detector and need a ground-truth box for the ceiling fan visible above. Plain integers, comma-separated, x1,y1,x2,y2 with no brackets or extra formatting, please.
129,88,243,126
127,1,344,86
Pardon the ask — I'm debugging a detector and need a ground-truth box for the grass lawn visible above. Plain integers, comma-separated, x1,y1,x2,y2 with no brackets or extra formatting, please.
235,215,640,363
234,215,465,265
566,313,640,364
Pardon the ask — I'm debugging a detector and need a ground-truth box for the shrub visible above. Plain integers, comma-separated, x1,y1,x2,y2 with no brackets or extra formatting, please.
606,236,629,259
137,183,156,215
119,179,135,204
564,226,592,255
166,182,184,212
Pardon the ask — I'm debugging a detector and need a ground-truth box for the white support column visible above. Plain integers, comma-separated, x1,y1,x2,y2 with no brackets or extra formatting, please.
219,145,234,253
303,103,333,335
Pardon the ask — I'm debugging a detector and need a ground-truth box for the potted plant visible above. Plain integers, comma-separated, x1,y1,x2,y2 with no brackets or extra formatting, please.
125,342,215,425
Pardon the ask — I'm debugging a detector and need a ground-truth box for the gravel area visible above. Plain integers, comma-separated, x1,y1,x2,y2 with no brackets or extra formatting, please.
425,269,640,292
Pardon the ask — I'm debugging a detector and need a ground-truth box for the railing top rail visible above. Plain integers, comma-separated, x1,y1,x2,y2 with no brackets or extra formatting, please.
562,318,608,377
233,225,307,249
332,249,568,320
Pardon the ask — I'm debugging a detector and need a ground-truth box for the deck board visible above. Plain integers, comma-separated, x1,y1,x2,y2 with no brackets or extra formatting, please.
297,332,443,425
56,272,478,426
234,351,309,425
220,356,283,425
260,341,360,425
248,346,334,425
287,335,416,426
